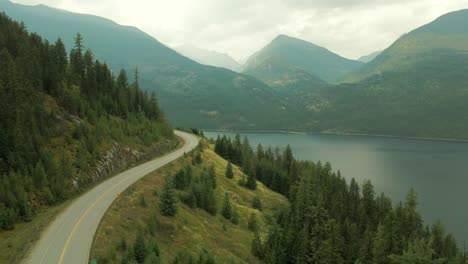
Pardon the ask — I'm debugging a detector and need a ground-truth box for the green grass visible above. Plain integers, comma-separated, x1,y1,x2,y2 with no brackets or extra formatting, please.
91,143,289,263
0,201,71,264
0,138,181,264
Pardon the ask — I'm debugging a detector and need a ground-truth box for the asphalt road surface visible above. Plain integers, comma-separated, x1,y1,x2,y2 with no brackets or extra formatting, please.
25,131,199,264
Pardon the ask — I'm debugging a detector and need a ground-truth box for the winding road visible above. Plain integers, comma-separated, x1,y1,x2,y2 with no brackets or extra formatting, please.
25,131,199,264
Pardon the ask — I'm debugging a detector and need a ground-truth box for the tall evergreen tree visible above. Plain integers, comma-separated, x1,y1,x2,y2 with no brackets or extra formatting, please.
221,193,232,220
225,162,234,179
134,231,148,263
230,205,239,225
160,175,177,216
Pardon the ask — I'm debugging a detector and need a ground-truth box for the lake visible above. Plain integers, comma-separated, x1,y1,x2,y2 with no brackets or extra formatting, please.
205,131,468,244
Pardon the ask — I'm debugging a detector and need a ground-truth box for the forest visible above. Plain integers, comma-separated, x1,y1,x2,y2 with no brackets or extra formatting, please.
214,134,462,264
0,12,173,231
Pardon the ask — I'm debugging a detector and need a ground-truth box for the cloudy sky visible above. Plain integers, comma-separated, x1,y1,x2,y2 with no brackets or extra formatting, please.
11,0,468,61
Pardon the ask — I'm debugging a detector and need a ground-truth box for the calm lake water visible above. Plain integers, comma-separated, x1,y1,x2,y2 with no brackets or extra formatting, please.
205,131,468,244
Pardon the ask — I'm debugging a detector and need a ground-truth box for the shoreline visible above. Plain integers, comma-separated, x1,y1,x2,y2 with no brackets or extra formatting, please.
202,129,468,143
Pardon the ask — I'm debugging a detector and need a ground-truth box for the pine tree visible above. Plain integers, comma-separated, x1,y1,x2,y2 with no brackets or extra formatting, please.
192,151,202,164
357,227,374,264
33,161,48,189
389,237,443,264
248,212,258,232
70,32,84,82
231,205,239,225
246,172,256,190
225,162,234,179
251,230,264,259
252,196,262,211
208,165,216,189
118,237,127,252
159,175,177,216
222,193,232,220
134,231,147,263
205,188,217,215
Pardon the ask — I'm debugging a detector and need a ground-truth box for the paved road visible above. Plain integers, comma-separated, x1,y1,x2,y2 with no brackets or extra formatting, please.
25,131,199,264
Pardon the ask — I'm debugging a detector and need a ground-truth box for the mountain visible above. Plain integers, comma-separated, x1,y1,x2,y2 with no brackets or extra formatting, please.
242,35,364,84
348,9,468,82
0,10,175,239
357,50,382,63
0,1,292,130
299,9,468,139
175,44,241,72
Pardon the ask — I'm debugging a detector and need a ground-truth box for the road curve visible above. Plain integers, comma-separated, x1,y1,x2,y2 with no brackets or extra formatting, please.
24,131,199,264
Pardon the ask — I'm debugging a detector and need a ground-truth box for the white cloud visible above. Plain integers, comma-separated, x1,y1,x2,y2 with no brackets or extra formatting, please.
10,0,468,61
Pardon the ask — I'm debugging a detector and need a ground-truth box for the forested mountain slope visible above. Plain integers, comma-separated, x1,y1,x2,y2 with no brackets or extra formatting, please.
0,12,174,232
91,134,462,263
348,9,468,82
0,0,293,130
243,35,363,85
288,9,468,139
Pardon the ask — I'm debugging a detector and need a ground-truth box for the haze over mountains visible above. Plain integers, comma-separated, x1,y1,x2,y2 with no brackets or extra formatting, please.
3,0,468,139
358,50,382,63
295,9,468,138
175,44,241,72
0,0,293,130
243,35,363,84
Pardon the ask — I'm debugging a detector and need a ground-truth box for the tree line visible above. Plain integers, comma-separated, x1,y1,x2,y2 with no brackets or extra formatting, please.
213,134,463,263
0,13,173,231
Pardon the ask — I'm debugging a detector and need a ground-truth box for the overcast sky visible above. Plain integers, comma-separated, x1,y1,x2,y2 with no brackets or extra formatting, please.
11,0,468,61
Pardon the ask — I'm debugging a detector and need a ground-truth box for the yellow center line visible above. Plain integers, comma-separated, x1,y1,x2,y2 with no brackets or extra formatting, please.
58,173,136,264
57,134,193,263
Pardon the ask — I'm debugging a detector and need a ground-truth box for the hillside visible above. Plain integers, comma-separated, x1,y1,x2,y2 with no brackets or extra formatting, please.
348,9,468,82
0,11,175,236
299,54,468,138
92,133,461,263
242,35,363,85
357,50,382,63
280,9,468,139
175,44,241,72
0,0,293,130
91,142,289,263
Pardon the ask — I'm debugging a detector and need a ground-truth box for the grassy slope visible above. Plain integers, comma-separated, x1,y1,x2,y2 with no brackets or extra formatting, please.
0,139,182,264
0,201,70,264
0,138,181,264
91,144,288,263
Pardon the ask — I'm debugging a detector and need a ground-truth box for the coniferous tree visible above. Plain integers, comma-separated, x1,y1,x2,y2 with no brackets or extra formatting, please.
231,205,239,225
251,230,264,259
246,173,257,190
205,188,217,215
222,193,232,220
248,212,258,232
208,165,216,189
0,13,173,232
134,231,148,263
252,196,262,211
225,162,234,179
160,175,177,216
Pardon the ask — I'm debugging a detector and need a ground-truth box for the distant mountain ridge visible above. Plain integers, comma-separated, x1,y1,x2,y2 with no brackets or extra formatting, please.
0,0,294,130
348,9,468,82
243,34,363,84
296,9,468,139
358,50,382,63
175,44,241,72
3,0,468,139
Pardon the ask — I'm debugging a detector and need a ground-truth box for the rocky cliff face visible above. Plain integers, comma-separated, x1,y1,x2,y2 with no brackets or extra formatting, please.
73,138,179,188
